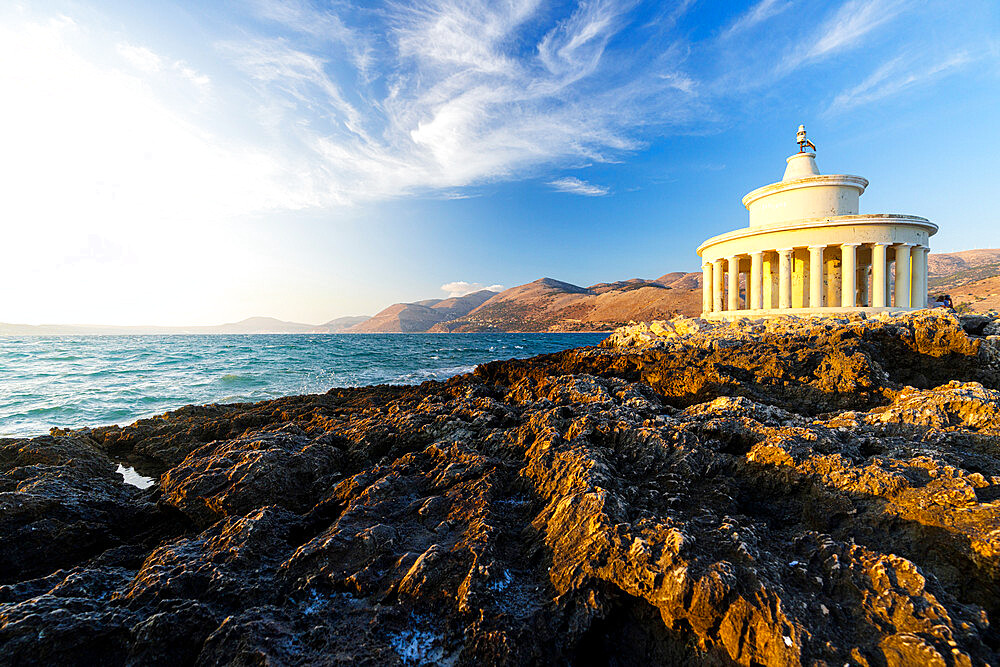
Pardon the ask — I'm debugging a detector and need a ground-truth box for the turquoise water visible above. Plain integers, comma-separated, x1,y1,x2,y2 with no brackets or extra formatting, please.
0,333,607,437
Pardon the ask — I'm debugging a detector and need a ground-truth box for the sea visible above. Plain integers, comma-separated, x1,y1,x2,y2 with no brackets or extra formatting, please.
0,333,608,438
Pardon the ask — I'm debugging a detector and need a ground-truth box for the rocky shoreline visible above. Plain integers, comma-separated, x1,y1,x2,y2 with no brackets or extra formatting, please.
2,311,1000,665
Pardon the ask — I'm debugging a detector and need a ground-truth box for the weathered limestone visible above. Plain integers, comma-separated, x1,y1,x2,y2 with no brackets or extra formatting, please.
5,311,1000,665
698,126,936,319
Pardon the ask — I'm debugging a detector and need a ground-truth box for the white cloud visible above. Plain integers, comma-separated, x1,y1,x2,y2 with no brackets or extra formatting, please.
218,0,694,204
119,41,210,92
395,0,541,74
441,281,504,297
1,1,700,234
175,63,211,91
659,72,697,94
117,43,162,72
809,0,904,59
782,0,906,72
537,0,632,80
721,0,792,39
827,51,974,114
547,177,610,196
2,0,978,234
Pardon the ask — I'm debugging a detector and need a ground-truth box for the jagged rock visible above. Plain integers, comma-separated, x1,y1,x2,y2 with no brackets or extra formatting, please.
1,311,999,665
0,435,178,585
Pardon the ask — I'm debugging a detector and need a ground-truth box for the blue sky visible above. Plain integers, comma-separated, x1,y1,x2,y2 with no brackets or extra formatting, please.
2,0,998,325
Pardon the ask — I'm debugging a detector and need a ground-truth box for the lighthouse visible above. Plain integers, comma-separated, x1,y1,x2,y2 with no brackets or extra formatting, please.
697,126,935,319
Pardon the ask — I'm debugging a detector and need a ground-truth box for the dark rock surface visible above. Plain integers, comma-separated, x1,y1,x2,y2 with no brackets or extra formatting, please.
2,310,999,665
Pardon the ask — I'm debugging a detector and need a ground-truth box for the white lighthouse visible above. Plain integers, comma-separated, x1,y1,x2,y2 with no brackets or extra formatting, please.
697,126,935,319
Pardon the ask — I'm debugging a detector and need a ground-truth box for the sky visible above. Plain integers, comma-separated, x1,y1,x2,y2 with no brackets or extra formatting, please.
2,0,999,326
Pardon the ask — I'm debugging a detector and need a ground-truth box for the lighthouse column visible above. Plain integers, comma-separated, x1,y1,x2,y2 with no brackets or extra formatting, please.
778,248,793,309
712,258,725,312
911,246,928,308
727,256,740,311
808,245,824,307
872,243,888,307
702,262,713,314
894,244,912,308
749,251,763,309
841,243,859,307
858,265,870,307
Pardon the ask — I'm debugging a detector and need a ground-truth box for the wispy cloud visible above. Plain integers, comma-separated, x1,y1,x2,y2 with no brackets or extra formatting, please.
537,0,633,80
118,41,211,92
249,0,375,76
436,191,480,200
721,0,792,39
4,0,987,221
782,0,906,72
211,0,696,205
827,51,974,114
394,0,541,73
441,281,504,297
220,39,365,134
117,43,162,72
658,71,697,94
547,176,610,196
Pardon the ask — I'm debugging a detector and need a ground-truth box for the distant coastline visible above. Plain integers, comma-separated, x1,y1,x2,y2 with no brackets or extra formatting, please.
0,315,368,336
6,249,999,336
0,326,610,336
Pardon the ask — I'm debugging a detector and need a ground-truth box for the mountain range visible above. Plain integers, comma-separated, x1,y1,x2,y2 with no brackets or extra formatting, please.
3,249,998,335
424,274,702,332
0,316,367,336
346,291,496,333
346,248,1000,332
927,249,1000,312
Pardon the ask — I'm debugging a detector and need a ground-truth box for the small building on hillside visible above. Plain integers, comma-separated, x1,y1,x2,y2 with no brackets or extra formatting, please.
697,126,936,319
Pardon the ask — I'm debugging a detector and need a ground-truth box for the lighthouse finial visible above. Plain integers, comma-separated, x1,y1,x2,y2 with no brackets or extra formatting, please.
797,124,816,153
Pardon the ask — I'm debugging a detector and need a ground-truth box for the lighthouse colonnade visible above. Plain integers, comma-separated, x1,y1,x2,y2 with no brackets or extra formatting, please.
700,242,929,315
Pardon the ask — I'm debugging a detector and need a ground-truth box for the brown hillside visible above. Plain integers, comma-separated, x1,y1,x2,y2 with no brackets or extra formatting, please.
429,277,702,332
347,290,495,333
588,278,660,295
658,272,702,289
928,248,1000,276
344,248,1000,335
928,249,1000,294
346,302,440,333
655,271,687,284
313,316,370,333
945,274,1000,312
